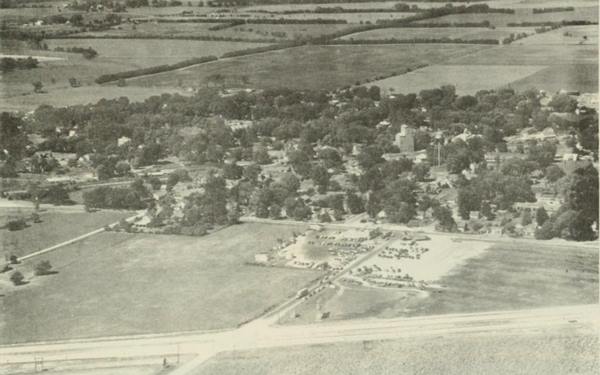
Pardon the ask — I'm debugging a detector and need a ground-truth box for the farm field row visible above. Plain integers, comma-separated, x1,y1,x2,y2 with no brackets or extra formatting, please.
340,26,537,41
1,39,266,99
75,21,228,38
366,62,599,95
508,63,599,94
196,325,599,375
446,43,598,65
0,223,321,344
241,0,599,12
279,241,598,325
44,38,262,64
251,11,415,23
364,64,547,96
123,43,598,95
75,21,352,40
125,44,489,91
415,6,599,27
517,25,598,45
241,1,483,12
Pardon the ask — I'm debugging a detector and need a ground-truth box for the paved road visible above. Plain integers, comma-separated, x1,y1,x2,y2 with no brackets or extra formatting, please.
1,304,598,374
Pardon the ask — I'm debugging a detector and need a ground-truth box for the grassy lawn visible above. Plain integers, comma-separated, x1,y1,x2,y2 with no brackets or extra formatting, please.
196,325,598,375
281,241,598,324
127,44,488,91
0,208,133,258
365,64,546,95
0,223,321,344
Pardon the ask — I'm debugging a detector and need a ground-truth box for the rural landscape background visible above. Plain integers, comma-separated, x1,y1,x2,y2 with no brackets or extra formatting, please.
0,0,599,374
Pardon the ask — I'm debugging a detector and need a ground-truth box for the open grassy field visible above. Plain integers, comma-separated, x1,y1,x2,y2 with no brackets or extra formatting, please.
45,38,263,65
366,64,547,95
0,223,321,344
241,1,589,12
196,325,599,375
447,44,598,65
281,241,598,324
1,39,265,99
214,23,353,40
74,22,228,38
518,25,598,45
340,26,536,41
127,44,489,91
507,64,598,94
74,21,352,40
262,12,415,23
0,86,193,112
415,6,599,27
0,208,133,258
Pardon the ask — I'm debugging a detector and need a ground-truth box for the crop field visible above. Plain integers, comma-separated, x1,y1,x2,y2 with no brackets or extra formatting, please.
1,39,264,99
340,26,536,41
196,326,599,375
0,223,321,344
265,12,415,23
127,44,489,91
0,85,193,113
447,44,598,66
280,241,598,324
518,25,598,45
214,23,353,40
365,64,547,95
76,22,352,40
241,1,554,12
508,64,598,94
415,6,599,27
491,0,598,8
45,38,263,65
0,208,133,258
75,22,227,38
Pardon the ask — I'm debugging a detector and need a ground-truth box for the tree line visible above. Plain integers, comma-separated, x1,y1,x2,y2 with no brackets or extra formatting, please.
0,56,39,73
95,55,217,83
136,17,348,24
53,46,99,59
325,37,500,45
55,33,279,43
532,7,575,14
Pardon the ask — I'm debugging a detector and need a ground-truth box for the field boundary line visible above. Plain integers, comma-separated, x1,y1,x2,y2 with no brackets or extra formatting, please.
117,44,306,84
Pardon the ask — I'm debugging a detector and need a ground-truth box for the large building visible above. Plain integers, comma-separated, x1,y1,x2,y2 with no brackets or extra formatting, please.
395,124,415,153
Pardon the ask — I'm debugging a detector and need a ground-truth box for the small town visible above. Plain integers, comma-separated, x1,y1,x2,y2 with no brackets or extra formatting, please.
0,0,598,374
